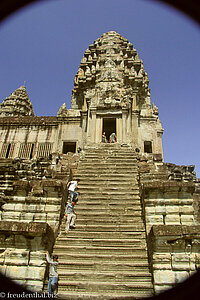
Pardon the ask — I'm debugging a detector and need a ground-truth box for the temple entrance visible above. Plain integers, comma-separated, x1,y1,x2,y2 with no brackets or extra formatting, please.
103,118,116,142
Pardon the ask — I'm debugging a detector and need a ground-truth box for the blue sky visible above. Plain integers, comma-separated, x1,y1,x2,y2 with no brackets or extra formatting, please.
0,0,200,176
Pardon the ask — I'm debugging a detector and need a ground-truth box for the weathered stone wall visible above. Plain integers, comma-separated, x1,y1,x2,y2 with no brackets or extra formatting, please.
138,114,163,156
0,222,54,291
0,116,83,160
142,181,196,234
149,225,200,294
0,152,80,291
139,154,200,294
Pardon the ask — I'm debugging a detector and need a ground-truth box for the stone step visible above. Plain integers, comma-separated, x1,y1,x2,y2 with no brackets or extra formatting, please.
53,245,147,255
81,156,137,160
57,290,152,300
75,173,137,179
77,191,139,197
57,280,153,293
78,196,140,202
77,190,139,195
74,202,142,208
57,261,150,271
74,217,144,225
76,181,138,186
76,171,138,176
53,253,149,262
78,183,139,188
80,151,136,155
79,159,137,164
82,153,136,157
79,162,138,167
78,165,138,171
55,237,147,247
78,180,138,186
77,192,140,199
58,270,152,282
58,230,146,239
60,224,145,232
64,212,143,220
72,208,143,214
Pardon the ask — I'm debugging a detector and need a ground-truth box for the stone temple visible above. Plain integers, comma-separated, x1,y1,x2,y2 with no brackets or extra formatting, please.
0,31,200,298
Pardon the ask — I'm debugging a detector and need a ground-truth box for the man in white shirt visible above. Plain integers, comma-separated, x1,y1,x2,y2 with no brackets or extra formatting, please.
46,251,59,295
65,200,77,233
67,178,80,203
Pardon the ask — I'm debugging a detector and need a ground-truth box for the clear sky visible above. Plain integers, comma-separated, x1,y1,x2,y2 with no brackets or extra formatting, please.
0,0,200,176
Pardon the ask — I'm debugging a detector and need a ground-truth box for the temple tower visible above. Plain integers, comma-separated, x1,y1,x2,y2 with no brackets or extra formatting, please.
69,31,163,156
0,85,34,117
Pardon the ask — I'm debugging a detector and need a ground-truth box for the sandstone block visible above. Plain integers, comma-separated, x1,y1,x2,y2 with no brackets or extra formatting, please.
2,211,20,221
32,213,47,222
25,280,44,292
5,265,45,280
147,215,163,224
154,284,172,294
2,203,16,211
29,251,46,266
174,271,189,283
155,206,166,214
165,215,180,224
153,253,171,270
181,215,194,224
45,204,60,212
4,249,29,266
179,206,194,214
165,205,180,214
0,265,6,275
154,270,175,284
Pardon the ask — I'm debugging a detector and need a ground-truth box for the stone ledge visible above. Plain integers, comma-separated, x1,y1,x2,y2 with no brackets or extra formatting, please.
142,181,195,193
13,180,62,188
0,221,52,236
150,225,200,237
0,116,81,126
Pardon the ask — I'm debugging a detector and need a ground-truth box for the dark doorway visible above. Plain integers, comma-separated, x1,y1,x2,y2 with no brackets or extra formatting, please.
63,142,76,154
103,118,116,142
5,144,11,158
144,141,152,153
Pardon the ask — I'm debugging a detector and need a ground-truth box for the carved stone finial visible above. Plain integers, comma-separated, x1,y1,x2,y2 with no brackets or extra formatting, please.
0,86,34,117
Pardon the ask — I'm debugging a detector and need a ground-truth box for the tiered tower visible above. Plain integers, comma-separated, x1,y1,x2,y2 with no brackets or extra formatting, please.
0,31,199,297
0,85,34,117
64,31,163,154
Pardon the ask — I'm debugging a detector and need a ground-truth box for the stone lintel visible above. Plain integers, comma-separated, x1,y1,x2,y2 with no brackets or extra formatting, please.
0,116,58,126
13,180,62,188
0,116,81,127
0,221,52,236
150,225,200,238
143,181,195,193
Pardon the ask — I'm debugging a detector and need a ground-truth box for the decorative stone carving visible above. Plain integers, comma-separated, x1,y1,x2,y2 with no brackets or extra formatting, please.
70,31,160,118
0,86,34,117
57,103,66,116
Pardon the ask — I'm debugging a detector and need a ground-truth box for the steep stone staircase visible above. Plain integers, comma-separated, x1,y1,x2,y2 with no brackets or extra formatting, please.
53,144,154,299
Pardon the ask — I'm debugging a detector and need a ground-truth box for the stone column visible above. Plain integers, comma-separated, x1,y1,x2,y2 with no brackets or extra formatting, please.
132,110,139,149
157,130,164,159
127,105,132,144
122,109,127,143
81,111,87,147
90,108,96,143
95,116,102,143
116,116,122,144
